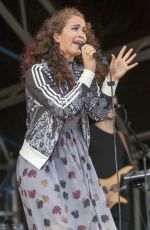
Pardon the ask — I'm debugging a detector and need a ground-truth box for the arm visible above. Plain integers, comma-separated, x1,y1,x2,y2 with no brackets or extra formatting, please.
25,64,95,120
85,78,118,121
85,45,138,120
107,45,138,81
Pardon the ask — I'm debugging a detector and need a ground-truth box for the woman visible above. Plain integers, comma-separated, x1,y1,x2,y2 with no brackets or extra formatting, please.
16,7,138,230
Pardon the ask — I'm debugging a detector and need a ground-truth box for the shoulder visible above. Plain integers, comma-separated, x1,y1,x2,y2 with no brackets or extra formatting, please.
25,62,55,85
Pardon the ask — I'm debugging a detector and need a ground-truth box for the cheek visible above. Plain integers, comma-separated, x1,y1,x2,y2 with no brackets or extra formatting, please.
61,36,70,47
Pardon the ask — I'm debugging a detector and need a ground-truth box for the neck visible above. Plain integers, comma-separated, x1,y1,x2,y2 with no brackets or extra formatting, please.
95,119,115,134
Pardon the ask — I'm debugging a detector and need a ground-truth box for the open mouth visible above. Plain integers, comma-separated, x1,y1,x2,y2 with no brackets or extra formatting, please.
73,41,84,48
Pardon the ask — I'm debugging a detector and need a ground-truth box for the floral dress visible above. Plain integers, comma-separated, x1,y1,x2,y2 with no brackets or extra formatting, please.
16,115,117,230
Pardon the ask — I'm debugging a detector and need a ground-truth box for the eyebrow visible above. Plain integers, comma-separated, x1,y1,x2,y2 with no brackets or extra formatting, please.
72,24,79,26
71,24,86,28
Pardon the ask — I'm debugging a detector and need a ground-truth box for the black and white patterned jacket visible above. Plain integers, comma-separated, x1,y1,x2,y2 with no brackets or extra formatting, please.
20,61,117,169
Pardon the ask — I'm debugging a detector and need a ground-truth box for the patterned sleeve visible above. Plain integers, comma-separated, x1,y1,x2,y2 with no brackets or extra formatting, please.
84,78,113,121
25,64,95,120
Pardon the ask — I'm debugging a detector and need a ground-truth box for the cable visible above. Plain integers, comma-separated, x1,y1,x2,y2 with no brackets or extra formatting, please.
108,69,122,230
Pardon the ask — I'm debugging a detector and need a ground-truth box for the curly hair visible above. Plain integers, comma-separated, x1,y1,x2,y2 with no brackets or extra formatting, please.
21,8,107,88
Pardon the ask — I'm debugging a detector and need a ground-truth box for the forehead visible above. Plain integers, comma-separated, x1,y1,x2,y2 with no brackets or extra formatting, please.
65,16,86,27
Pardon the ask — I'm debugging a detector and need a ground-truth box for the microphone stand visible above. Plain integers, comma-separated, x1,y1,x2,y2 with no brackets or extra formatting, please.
127,123,150,230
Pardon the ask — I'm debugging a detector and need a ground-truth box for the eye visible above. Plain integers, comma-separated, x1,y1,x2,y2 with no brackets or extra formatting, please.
82,28,87,34
72,26,78,31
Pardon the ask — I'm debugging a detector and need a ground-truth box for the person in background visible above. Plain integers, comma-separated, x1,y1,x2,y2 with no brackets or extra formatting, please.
89,97,134,229
16,7,138,230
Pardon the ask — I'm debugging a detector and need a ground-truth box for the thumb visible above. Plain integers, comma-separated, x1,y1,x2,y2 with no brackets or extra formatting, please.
110,54,116,67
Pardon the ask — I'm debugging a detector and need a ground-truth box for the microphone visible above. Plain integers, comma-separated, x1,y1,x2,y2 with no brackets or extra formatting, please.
79,43,109,70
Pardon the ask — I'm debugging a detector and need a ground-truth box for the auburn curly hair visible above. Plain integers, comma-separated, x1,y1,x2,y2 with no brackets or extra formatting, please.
21,8,107,88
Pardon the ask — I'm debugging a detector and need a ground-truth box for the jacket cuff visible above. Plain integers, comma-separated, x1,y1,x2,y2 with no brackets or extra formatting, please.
101,78,118,96
20,140,48,169
79,69,95,88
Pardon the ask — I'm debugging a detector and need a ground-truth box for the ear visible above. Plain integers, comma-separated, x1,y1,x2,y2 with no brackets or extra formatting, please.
53,33,61,43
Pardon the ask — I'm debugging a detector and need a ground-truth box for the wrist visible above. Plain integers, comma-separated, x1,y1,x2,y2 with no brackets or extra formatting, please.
106,73,119,82
79,69,95,88
101,78,118,96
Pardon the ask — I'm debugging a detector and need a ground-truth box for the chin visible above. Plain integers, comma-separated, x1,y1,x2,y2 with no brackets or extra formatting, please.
66,50,80,61
74,51,81,57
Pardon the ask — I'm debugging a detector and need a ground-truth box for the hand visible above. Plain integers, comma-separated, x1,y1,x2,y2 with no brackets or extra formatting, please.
108,46,138,81
81,44,96,73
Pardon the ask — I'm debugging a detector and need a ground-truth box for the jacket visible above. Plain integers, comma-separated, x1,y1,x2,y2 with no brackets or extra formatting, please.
20,60,117,169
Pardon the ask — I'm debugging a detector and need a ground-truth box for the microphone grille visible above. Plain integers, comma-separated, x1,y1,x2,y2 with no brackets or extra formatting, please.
79,42,86,50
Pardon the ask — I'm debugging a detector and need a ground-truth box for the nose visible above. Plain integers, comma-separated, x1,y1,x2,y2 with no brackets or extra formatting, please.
78,29,86,39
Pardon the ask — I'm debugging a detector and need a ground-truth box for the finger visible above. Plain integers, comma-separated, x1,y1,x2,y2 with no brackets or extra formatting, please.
86,46,96,54
88,50,96,57
117,46,127,59
85,50,96,60
122,48,134,61
110,54,116,66
127,62,138,70
82,45,96,57
81,44,90,53
126,53,137,64
82,44,94,51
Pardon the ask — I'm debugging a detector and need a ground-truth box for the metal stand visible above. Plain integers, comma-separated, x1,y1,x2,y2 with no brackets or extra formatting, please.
121,124,150,230
113,106,150,229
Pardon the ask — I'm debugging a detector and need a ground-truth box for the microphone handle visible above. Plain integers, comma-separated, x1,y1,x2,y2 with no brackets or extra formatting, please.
79,43,109,71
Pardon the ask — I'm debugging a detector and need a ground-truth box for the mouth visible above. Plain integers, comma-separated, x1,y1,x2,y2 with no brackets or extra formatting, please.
73,41,85,49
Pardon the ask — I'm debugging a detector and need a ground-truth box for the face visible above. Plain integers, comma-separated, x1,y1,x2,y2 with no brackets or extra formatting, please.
54,16,87,61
